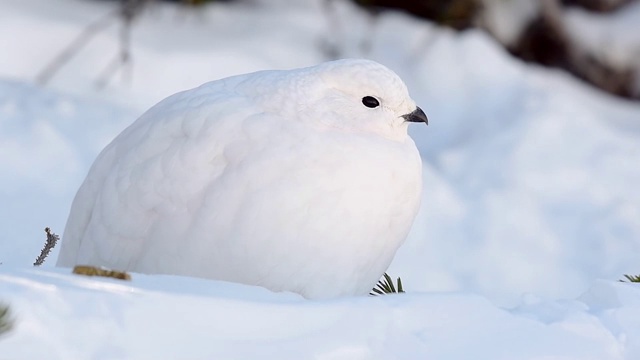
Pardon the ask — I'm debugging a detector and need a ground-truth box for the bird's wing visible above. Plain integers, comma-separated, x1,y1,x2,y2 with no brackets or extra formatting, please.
56,81,260,268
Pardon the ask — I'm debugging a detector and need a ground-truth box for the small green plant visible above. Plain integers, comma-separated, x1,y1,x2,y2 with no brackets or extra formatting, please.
620,274,640,283
370,273,404,295
0,303,14,337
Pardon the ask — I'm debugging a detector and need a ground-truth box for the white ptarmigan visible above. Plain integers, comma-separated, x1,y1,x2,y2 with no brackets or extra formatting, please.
57,59,428,299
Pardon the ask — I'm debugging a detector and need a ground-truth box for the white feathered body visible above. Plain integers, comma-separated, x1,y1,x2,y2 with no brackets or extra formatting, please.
57,60,423,299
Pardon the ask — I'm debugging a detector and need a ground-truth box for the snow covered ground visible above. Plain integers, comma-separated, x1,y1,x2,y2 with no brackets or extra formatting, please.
1,0,640,358
3,267,639,359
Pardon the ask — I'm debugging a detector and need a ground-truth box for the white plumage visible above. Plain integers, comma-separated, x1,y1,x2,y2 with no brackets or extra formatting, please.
57,59,427,299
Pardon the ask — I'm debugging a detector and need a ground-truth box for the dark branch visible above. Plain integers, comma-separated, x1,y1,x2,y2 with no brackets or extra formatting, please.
33,227,60,266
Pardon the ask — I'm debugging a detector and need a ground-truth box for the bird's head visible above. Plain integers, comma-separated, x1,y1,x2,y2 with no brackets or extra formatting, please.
294,59,427,141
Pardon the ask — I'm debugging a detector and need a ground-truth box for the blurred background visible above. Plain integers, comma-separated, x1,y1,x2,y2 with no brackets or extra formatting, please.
1,0,639,307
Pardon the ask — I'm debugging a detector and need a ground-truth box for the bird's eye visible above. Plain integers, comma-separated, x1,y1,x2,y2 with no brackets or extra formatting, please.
362,96,380,108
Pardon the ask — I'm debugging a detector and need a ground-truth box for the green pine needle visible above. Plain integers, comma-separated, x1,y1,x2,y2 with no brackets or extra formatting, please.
0,303,14,337
620,274,640,283
370,273,405,295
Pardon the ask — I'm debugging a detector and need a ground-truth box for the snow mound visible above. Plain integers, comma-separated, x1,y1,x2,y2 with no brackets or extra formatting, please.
2,267,639,359
0,80,135,267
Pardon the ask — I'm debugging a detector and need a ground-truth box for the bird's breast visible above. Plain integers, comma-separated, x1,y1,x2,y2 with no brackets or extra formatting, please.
184,127,423,298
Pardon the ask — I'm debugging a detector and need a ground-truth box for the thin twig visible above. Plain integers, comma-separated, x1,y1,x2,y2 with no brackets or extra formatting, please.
35,8,121,85
37,0,150,87
33,227,60,266
96,0,147,88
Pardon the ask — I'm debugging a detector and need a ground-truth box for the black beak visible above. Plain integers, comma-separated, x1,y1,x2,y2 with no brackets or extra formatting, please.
402,106,428,125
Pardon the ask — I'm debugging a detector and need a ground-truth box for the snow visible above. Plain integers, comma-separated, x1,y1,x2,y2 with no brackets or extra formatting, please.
565,1,640,71
1,0,640,358
0,80,134,267
2,267,639,359
480,0,539,45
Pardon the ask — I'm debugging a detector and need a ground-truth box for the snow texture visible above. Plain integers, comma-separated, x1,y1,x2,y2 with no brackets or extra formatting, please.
2,267,639,360
565,1,640,70
480,0,539,45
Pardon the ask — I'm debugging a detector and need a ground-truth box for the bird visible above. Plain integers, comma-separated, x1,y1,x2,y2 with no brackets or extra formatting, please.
56,59,428,299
